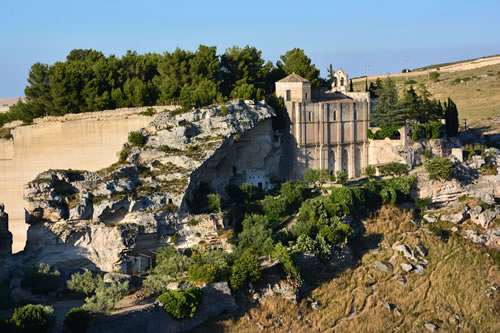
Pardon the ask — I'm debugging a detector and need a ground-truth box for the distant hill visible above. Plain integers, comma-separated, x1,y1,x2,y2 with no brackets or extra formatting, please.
353,55,500,127
0,97,25,113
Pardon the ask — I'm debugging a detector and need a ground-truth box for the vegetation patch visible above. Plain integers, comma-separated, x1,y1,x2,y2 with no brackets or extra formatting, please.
157,287,203,320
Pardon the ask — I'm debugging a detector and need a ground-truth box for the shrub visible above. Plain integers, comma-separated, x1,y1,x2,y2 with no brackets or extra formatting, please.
423,149,432,159
363,166,376,180
22,263,60,294
237,214,274,256
220,104,228,116
10,304,55,333
272,243,302,285
187,218,199,226
142,274,172,294
230,251,262,290
207,193,221,213
335,171,348,184
429,71,440,82
82,280,128,313
188,263,216,283
425,157,454,180
379,162,409,177
64,307,91,333
128,131,145,146
415,197,432,211
262,195,287,225
280,181,308,211
191,249,233,281
67,270,101,295
157,287,203,320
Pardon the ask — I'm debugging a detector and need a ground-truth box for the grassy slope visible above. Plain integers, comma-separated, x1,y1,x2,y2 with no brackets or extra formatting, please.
201,206,499,332
353,62,500,126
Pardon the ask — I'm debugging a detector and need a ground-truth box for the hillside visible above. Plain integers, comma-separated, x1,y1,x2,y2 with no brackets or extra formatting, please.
353,55,500,127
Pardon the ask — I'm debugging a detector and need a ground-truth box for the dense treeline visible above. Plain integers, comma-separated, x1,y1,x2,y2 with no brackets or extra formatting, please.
369,78,459,138
0,46,328,127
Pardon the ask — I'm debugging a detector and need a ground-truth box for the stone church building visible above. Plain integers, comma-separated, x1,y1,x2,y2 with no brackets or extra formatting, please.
276,70,371,179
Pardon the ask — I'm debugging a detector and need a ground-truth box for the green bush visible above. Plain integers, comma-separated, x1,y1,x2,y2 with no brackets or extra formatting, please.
336,170,348,184
429,71,440,82
425,157,454,180
82,280,128,313
219,104,228,116
423,149,432,159
363,166,376,179
67,270,102,295
157,287,203,320
9,304,55,333
262,195,287,224
230,251,262,290
379,162,409,177
22,263,60,294
128,131,145,146
237,214,274,256
207,193,221,213
191,249,233,281
272,243,302,285
188,263,216,283
64,307,91,333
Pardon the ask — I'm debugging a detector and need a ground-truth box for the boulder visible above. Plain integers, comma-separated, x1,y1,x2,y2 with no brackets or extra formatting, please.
375,261,389,273
392,243,415,260
473,209,497,228
401,263,413,272
441,208,469,224
103,272,132,284
423,214,440,223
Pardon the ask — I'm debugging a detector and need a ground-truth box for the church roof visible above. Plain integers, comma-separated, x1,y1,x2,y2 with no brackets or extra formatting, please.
277,72,310,83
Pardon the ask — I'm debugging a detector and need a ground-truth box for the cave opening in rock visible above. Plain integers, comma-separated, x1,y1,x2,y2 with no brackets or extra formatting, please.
189,182,213,213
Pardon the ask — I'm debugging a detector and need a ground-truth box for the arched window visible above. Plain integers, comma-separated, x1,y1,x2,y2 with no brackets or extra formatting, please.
340,77,345,86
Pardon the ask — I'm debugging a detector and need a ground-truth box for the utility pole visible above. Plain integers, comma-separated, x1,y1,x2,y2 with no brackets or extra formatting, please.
405,56,408,81
366,64,369,78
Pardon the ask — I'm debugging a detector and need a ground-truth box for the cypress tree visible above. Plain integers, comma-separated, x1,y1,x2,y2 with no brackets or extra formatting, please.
349,79,353,92
445,97,459,137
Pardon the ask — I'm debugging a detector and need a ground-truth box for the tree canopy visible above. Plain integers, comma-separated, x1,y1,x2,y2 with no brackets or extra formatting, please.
2,46,330,126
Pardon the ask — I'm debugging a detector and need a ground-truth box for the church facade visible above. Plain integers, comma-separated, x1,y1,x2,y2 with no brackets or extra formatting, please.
276,70,371,179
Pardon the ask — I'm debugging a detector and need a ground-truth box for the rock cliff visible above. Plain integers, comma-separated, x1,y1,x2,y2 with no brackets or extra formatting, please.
22,100,284,271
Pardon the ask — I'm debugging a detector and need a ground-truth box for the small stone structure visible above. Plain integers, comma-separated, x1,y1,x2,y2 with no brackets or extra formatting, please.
276,70,370,178
0,203,12,256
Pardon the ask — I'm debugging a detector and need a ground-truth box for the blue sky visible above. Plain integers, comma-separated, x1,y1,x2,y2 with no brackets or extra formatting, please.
1,0,499,97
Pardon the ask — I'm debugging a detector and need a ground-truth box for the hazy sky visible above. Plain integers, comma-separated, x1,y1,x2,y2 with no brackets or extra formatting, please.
1,0,499,97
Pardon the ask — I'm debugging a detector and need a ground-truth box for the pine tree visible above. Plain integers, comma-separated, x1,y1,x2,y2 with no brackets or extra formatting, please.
371,78,405,127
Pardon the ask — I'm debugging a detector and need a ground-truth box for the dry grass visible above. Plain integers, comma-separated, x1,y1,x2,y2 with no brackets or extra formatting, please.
203,206,500,332
354,63,500,127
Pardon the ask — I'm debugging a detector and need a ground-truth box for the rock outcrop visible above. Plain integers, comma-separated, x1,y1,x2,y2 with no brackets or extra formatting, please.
22,101,283,271
88,282,236,333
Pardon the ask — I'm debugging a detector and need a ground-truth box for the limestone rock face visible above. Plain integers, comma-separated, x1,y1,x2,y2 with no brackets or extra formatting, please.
415,148,500,210
23,101,283,272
